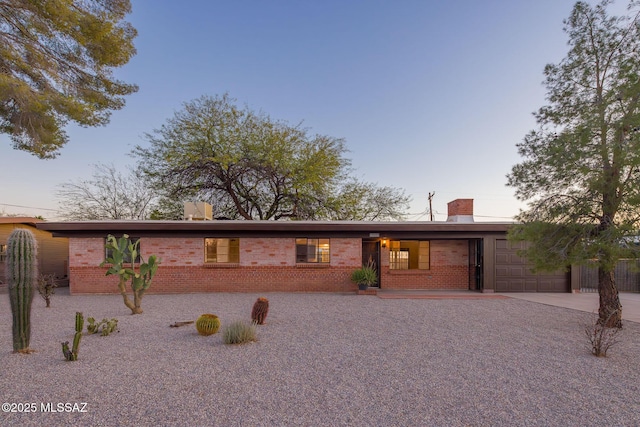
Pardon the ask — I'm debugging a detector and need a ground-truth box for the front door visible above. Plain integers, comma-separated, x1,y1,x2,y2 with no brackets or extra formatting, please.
362,240,381,288
469,239,483,291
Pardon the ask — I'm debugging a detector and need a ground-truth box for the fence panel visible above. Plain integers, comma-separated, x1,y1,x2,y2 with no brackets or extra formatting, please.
580,260,640,293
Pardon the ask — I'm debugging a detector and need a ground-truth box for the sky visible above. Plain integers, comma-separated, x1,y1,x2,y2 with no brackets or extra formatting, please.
0,0,627,221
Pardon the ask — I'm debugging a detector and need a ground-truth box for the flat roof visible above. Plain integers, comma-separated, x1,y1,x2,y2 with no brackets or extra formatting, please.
37,220,512,239
0,217,43,227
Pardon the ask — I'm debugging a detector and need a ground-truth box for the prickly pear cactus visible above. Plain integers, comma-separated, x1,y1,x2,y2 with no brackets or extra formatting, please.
251,297,269,325
6,228,38,353
196,314,221,336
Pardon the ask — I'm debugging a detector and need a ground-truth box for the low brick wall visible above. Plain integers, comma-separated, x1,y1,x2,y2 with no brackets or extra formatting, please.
70,265,355,294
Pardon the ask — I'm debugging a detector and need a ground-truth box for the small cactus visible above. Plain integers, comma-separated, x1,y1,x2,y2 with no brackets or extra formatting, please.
87,317,119,336
196,314,221,336
6,228,38,353
62,312,83,361
251,297,269,325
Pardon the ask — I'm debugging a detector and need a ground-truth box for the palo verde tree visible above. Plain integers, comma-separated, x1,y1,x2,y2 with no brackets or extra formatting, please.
507,0,640,328
0,0,138,159
134,93,409,221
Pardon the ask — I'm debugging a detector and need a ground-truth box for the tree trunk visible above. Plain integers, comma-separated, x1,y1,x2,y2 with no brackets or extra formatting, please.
133,291,144,314
598,267,622,328
118,279,142,315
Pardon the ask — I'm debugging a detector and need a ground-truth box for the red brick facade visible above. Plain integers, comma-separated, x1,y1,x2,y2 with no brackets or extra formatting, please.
68,236,471,294
380,240,469,290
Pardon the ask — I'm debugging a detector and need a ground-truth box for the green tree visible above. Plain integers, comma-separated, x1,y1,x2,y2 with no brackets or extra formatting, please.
507,0,640,328
134,94,410,221
0,0,137,159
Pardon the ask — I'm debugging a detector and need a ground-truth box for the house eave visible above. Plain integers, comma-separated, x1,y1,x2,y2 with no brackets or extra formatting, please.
36,220,513,239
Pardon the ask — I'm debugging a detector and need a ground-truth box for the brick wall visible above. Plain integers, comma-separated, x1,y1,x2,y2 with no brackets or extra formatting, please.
68,236,471,294
69,237,360,294
380,240,470,290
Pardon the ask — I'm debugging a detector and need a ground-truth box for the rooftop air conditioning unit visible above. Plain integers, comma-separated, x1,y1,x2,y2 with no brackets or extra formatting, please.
183,202,213,220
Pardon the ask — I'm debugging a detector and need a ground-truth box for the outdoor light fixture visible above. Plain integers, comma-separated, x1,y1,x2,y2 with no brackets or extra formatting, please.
381,238,387,248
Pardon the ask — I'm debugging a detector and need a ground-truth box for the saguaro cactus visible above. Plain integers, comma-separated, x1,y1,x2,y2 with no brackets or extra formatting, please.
6,228,38,353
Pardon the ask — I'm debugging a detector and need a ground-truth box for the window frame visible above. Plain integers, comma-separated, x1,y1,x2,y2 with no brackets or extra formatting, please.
389,240,430,270
295,238,330,264
204,238,240,264
0,244,6,263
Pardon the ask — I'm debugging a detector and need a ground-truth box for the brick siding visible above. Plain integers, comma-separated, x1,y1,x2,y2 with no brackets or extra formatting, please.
380,240,470,290
68,237,471,294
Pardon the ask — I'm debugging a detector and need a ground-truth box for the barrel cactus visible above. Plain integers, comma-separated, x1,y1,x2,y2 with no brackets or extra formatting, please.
251,297,269,325
6,228,38,353
196,314,221,336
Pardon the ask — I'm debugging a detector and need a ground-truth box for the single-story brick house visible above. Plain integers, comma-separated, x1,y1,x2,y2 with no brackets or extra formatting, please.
0,217,69,285
36,199,578,295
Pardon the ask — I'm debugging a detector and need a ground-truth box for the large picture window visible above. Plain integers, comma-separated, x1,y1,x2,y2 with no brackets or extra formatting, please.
389,240,430,270
205,238,240,263
105,237,141,264
296,238,330,263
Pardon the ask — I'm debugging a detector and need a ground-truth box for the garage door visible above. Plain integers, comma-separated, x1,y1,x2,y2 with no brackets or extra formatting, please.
495,239,569,292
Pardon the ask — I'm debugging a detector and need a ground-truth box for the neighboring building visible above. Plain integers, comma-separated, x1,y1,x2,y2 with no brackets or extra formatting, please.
0,217,69,285
37,200,576,295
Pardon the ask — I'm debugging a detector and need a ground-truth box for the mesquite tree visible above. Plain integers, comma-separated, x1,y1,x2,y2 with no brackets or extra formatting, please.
507,0,640,328
6,228,37,353
101,234,159,314
134,93,410,221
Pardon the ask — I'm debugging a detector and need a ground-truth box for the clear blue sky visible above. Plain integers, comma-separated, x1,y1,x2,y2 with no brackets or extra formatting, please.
0,0,623,221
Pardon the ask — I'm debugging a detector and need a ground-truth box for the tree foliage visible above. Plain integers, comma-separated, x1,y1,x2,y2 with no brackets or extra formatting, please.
56,163,154,220
507,0,640,327
0,0,138,158
134,94,410,221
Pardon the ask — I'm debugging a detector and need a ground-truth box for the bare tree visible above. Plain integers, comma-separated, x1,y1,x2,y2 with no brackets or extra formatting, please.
56,163,155,220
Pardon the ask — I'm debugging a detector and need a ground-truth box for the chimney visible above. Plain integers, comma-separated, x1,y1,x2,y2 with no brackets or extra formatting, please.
446,199,474,223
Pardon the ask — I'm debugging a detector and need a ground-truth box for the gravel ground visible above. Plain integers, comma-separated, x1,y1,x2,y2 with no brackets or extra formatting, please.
1,288,640,427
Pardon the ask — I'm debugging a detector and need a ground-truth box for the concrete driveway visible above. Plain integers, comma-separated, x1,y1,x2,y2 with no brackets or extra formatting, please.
504,292,640,323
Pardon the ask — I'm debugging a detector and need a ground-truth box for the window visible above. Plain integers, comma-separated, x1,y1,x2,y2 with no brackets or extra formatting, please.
0,244,6,262
389,240,430,270
296,238,330,263
205,238,239,263
105,237,141,264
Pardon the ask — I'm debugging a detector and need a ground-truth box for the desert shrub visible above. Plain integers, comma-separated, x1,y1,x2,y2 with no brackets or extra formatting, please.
584,311,622,357
37,273,57,308
223,320,257,345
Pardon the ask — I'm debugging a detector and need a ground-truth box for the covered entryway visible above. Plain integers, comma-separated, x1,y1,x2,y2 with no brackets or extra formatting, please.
494,239,570,292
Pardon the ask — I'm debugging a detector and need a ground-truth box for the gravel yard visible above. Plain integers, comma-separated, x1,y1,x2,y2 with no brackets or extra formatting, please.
1,289,640,426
